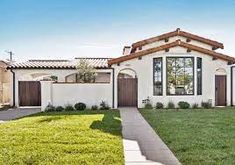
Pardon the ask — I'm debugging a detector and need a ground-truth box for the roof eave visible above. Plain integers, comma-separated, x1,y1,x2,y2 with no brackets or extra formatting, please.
109,40,234,65
131,29,224,50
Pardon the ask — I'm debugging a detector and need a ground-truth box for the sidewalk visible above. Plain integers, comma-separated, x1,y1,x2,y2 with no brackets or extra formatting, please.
119,107,181,165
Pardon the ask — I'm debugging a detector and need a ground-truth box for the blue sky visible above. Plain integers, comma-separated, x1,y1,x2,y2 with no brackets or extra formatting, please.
1,0,235,61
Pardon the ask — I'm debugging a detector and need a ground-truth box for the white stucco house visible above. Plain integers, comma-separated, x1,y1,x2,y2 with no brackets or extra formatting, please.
7,28,235,110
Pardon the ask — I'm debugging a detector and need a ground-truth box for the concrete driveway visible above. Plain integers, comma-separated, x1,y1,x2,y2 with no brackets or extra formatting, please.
0,107,41,121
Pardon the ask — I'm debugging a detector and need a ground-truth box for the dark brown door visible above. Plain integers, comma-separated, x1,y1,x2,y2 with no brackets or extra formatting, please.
19,81,41,106
215,75,226,106
118,78,137,107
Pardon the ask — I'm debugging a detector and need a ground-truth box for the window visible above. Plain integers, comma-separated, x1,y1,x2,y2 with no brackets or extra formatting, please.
197,57,202,95
153,57,163,95
166,57,194,95
65,72,111,83
65,73,77,82
94,73,111,83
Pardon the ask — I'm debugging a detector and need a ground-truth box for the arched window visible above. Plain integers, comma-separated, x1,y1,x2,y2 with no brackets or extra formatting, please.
65,72,111,83
65,73,77,82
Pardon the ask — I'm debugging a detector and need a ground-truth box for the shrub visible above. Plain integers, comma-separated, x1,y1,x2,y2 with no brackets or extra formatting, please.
178,101,190,109
91,105,98,110
44,104,56,112
99,101,110,110
144,103,153,109
74,102,86,111
64,104,75,111
192,103,199,109
167,101,175,109
55,106,64,112
0,105,11,111
155,102,164,109
201,101,212,109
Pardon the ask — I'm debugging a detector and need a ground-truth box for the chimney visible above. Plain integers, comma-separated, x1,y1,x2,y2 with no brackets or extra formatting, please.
123,46,131,55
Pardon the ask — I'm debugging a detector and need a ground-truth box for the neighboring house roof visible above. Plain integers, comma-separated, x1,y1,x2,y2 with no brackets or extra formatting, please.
108,40,235,65
131,28,224,51
8,58,111,69
0,60,10,65
0,60,10,69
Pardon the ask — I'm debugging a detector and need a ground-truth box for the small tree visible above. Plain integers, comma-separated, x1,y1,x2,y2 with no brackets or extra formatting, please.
76,59,96,83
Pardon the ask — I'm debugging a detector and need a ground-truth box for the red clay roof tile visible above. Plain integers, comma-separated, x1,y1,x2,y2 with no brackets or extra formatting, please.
108,40,235,65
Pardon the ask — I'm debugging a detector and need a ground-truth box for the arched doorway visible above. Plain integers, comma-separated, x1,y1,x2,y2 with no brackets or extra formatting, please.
117,68,137,107
215,68,227,106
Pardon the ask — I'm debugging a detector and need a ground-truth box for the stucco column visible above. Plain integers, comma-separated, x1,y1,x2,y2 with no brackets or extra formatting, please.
40,81,52,111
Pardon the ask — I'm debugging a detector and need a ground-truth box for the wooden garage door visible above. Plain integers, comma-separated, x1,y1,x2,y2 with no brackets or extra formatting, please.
19,81,41,106
118,78,137,107
215,75,226,106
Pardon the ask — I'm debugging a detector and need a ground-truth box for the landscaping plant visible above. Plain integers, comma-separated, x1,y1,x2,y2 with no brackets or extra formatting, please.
178,101,190,109
76,59,97,83
100,101,110,110
91,105,98,110
201,101,212,109
192,103,199,109
155,102,164,109
144,103,153,109
44,104,56,112
167,101,175,109
74,102,86,111
64,104,75,111
55,106,64,112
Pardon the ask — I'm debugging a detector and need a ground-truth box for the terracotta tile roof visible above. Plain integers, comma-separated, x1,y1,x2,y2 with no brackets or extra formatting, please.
8,58,111,69
108,40,235,65
75,57,111,68
131,28,224,51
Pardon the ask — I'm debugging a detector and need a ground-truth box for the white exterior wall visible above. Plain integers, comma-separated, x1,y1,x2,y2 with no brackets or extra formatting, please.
11,69,113,107
41,81,52,110
113,46,231,108
40,81,112,111
53,83,112,108
139,36,213,51
232,66,235,105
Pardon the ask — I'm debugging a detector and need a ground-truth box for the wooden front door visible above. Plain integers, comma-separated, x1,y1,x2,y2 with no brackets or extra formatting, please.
215,75,226,106
118,78,137,107
19,81,41,106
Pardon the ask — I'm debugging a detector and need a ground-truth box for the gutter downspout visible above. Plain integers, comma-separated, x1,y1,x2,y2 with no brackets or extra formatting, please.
111,68,115,109
10,69,15,107
231,66,235,106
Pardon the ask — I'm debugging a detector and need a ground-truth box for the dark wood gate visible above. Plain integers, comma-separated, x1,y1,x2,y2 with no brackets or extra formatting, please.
215,75,226,106
19,81,41,106
118,78,137,107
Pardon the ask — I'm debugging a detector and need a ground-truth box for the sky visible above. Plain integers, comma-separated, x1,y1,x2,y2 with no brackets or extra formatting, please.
1,0,235,61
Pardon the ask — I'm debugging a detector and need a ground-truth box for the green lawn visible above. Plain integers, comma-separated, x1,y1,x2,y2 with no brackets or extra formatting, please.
0,110,124,165
140,108,235,165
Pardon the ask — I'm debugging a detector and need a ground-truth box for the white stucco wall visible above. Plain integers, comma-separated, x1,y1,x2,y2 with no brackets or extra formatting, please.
41,81,112,111
11,68,113,107
41,81,52,110
53,83,112,108
112,46,231,108
232,66,235,105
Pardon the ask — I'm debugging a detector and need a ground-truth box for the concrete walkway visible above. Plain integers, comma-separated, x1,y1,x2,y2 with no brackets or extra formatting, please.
0,107,41,121
120,107,181,165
